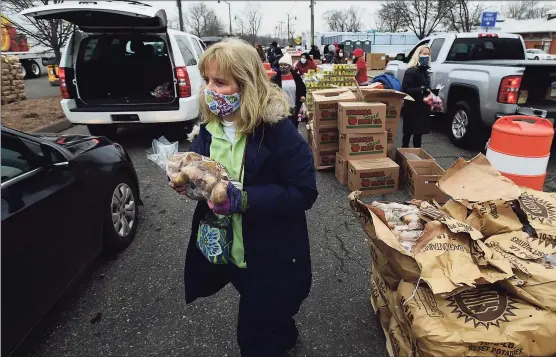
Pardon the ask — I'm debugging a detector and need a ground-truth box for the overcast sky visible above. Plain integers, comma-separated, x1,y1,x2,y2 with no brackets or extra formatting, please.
148,1,511,36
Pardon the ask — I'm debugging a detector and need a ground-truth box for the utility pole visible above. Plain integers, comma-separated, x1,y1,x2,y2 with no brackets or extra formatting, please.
217,0,232,36
278,20,285,46
310,0,315,47
177,0,184,32
286,13,296,47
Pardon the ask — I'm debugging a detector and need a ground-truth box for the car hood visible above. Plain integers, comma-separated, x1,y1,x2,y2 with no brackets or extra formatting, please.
38,133,114,156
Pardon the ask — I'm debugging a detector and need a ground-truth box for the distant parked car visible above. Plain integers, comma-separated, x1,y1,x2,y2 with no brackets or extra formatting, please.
1,127,141,356
526,48,554,60
21,1,206,140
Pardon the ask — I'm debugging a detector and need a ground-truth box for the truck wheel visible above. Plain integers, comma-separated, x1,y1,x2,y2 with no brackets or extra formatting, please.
449,100,483,149
30,61,41,78
87,124,118,139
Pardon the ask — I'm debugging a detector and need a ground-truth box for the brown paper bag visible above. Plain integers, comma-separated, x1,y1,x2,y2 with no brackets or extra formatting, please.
397,281,556,357
465,200,523,237
350,192,421,284
371,266,395,331
441,199,469,221
485,234,556,311
419,201,483,240
517,187,556,255
413,222,512,295
438,154,521,208
384,315,413,357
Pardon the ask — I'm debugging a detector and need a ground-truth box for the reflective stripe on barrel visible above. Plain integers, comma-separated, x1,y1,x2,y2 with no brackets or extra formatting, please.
485,115,554,191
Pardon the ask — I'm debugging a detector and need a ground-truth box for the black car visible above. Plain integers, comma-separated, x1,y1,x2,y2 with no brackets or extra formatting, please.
1,127,141,356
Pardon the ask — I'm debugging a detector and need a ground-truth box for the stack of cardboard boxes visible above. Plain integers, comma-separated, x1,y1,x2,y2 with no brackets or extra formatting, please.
335,99,399,196
366,53,387,71
309,88,357,169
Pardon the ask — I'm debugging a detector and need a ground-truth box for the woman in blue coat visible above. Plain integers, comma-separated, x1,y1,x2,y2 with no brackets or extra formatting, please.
169,38,318,357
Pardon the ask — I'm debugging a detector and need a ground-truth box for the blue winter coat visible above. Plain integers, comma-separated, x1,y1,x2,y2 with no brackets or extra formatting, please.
184,118,318,308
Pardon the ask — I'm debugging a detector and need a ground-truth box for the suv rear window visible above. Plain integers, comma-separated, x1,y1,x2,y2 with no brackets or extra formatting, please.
78,36,169,63
446,38,525,61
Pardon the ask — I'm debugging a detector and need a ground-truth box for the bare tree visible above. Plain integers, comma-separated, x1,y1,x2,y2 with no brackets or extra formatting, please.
324,7,364,32
375,3,406,32
504,0,553,20
239,3,262,44
2,0,74,62
184,2,224,38
442,0,483,32
383,0,453,39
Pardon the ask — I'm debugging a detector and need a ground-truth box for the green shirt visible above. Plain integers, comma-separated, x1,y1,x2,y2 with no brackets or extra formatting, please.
205,120,247,269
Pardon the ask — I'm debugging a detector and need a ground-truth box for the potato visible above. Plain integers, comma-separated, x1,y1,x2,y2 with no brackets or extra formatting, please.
182,166,203,182
211,181,228,205
170,171,187,185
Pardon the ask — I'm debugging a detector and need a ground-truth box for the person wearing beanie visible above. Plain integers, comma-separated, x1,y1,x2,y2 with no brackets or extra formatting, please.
353,48,369,86
324,44,335,64
271,52,307,129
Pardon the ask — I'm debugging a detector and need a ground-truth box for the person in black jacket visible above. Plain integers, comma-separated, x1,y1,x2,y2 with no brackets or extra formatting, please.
401,45,434,148
271,53,307,129
308,45,321,60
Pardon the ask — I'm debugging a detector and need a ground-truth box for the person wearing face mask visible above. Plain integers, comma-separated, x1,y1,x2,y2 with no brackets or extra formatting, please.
334,49,347,64
295,53,317,75
271,53,307,128
401,45,433,148
169,38,318,357
352,48,368,86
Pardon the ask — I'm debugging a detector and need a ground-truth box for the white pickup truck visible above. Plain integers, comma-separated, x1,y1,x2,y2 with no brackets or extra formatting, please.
385,32,556,148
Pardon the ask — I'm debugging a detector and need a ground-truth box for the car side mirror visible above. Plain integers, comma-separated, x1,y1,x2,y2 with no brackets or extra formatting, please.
39,143,69,168
395,53,405,61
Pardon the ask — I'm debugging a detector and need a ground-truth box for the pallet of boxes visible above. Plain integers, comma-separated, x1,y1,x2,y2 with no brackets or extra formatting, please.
348,154,556,357
1,55,25,104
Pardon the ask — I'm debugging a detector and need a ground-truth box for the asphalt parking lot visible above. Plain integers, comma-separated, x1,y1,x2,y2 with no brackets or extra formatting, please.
12,119,556,357
24,73,60,99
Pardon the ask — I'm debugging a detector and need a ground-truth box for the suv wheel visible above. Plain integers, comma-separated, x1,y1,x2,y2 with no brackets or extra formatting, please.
104,174,139,252
448,100,485,149
87,124,118,139
534,56,539,60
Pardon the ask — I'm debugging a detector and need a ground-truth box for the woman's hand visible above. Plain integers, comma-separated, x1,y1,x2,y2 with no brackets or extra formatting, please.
208,181,248,215
168,181,187,195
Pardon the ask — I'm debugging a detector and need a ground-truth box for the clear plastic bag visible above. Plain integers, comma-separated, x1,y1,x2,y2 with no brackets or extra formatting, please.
146,136,179,170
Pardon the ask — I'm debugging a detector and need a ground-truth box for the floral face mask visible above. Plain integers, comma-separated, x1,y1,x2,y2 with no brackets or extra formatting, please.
204,89,241,117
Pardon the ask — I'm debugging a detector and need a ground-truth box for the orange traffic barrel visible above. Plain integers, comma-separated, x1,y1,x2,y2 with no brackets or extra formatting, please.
263,62,271,70
486,115,554,190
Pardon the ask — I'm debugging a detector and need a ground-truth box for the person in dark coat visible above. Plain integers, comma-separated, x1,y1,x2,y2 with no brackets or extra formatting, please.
324,44,335,64
401,45,433,148
308,45,321,60
169,38,318,357
267,41,278,64
271,53,307,128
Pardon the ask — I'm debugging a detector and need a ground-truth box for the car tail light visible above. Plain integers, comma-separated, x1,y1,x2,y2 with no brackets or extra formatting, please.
175,66,192,98
478,33,498,38
497,75,522,104
58,67,71,99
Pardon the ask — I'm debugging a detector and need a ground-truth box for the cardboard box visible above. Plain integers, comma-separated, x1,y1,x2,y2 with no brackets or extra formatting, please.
354,88,412,123
370,53,387,70
406,161,450,203
385,120,397,144
312,143,337,169
335,153,348,185
395,148,435,184
387,143,395,160
337,101,386,134
339,131,387,160
347,158,399,195
312,88,357,127
314,125,339,149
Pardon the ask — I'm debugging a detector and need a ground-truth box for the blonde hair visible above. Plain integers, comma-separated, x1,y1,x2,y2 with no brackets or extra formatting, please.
198,38,290,133
408,45,430,68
